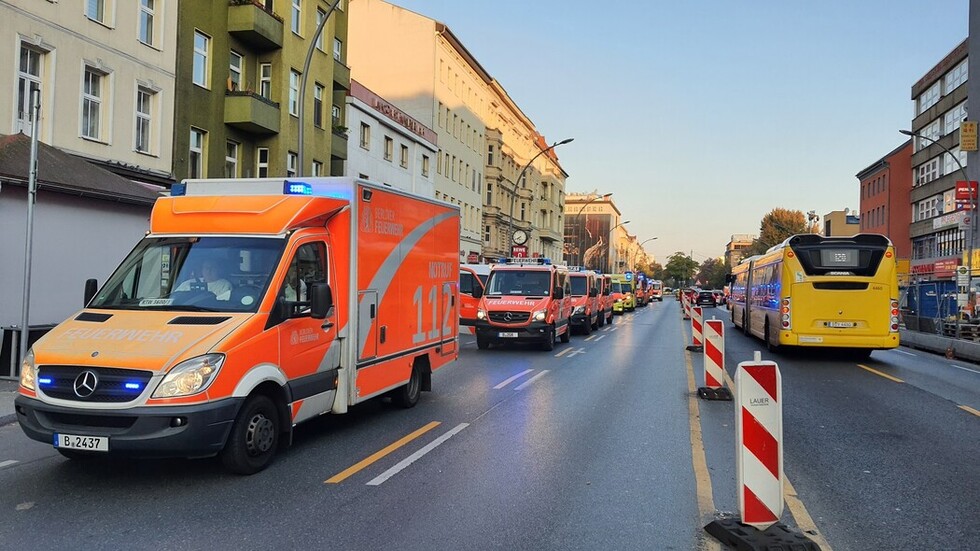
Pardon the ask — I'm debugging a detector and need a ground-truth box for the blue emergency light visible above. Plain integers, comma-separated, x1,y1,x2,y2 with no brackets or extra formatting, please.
284,181,313,195
170,183,187,196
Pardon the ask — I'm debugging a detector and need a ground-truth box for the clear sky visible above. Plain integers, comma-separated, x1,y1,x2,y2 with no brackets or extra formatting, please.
392,0,968,264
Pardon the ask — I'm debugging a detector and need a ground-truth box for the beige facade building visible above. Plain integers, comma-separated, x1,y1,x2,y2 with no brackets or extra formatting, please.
347,0,568,263
1,0,177,185
725,233,756,266
823,209,861,236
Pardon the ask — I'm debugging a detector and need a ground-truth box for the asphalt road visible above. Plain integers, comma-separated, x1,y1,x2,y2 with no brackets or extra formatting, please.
0,299,977,550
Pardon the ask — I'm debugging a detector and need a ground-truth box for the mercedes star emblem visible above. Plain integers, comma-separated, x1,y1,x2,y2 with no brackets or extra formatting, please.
73,371,99,398
504,312,513,322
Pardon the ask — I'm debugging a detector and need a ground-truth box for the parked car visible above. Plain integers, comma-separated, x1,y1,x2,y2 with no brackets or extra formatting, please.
696,290,717,307
711,290,725,305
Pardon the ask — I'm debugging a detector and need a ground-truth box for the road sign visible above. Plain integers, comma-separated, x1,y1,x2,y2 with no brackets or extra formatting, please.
961,120,978,151
957,265,969,286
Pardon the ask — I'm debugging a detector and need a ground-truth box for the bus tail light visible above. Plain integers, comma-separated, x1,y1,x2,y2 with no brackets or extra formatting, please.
781,298,791,329
890,299,900,332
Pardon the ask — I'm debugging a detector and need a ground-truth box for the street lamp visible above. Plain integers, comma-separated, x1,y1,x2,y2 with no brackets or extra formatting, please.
900,129,975,314
631,237,658,271
574,192,612,266
506,138,574,256
297,0,342,176
608,220,630,273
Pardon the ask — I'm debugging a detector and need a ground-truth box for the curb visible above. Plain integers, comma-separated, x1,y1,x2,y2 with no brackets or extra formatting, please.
0,413,17,427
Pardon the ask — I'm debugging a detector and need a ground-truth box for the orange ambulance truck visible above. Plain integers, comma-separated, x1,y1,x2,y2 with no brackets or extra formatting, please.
16,177,460,474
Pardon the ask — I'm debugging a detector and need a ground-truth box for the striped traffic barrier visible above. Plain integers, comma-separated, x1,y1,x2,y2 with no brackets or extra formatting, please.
682,293,691,320
686,306,703,351
697,318,732,401
735,354,783,530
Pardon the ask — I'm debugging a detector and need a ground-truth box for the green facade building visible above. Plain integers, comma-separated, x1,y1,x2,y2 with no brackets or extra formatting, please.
174,0,349,181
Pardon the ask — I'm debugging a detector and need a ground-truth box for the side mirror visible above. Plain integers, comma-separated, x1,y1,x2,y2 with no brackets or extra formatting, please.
725,274,735,284
472,286,483,299
553,287,565,300
84,278,98,306
310,283,333,319
588,288,598,298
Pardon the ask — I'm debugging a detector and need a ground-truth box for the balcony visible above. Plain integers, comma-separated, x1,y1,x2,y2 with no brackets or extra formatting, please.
333,59,351,91
228,1,284,51
330,129,348,160
224,91,280,134
538,228,562,242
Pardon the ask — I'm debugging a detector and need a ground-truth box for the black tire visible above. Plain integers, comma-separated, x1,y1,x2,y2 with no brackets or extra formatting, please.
559,325,570,343
220,394,280,475
393,365,422,408
582,319,591,335
542,327,556,351
608,311,615,324
765,321,778,352
591,313,600,330
742,313,749,336
476,334,489,350
597,311,605,328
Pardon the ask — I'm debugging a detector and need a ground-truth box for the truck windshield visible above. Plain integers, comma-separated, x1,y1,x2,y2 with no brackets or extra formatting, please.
485,270,552,297
569,276,589,296
611,282,623,293
88,236,285,312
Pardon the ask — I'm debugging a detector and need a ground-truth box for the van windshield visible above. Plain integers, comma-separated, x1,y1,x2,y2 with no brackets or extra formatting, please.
611,282,623,293
88,236,286,312
485,270,552,296
569,276,589,296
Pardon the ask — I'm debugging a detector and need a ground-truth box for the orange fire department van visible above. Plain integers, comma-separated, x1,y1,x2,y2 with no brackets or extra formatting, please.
471,258,572,351
568,267,600,334
16,177,460,474
459,264,491,334
597,274,615,325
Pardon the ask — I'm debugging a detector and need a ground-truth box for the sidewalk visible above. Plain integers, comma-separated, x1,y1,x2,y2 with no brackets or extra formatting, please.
0,378,19,426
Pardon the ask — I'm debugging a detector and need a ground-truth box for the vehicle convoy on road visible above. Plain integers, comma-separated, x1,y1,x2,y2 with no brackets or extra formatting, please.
610,274,636,312
648,279,664,302
729,233,900,356
472,257,572,350
15,177,460,474
568,267,601,334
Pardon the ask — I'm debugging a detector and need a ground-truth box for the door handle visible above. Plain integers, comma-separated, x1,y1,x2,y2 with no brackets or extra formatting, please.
322,321,334,329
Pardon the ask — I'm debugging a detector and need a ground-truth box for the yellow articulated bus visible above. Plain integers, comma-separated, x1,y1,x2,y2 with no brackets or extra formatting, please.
729,234,900,357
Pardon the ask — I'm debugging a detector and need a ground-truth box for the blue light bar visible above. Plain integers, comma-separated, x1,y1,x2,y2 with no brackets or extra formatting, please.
38,377,53,385
170,183,187,196
284,182,313,195
124,382,142,390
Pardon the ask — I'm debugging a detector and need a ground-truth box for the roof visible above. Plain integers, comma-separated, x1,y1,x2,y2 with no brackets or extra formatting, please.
0,133,162,205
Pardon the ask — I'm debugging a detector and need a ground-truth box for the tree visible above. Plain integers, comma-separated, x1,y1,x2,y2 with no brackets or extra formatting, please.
697,258,729,289
664,253,699,287
744,208,811,256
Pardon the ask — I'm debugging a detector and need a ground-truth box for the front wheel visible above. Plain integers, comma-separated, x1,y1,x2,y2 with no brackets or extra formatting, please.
393,365,421,408
476,334,490,350
542,327,556,351
220,394,280,475
559,325,570,343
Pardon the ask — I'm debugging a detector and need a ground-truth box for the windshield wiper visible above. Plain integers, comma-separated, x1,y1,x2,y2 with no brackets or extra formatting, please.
142,305,222,312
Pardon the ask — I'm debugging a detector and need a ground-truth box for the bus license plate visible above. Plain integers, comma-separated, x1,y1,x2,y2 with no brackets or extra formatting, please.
499,332,519,338
827,322,855,328
54,433,109,452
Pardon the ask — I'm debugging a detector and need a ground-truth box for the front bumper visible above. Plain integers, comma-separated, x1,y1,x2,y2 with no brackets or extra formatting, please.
15,394,244,459
475,319,552,343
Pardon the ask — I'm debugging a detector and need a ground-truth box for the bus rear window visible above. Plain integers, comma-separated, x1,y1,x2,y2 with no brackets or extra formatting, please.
789,234,889,277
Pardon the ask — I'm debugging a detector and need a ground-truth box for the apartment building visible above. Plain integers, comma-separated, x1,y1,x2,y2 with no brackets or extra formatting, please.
725,234,756,267
0,0,177,185
173,0,350,181
347,0,568,263
908,39,969,282
857,140,913,260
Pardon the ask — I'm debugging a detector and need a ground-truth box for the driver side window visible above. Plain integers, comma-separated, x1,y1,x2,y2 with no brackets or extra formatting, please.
279,242,327,312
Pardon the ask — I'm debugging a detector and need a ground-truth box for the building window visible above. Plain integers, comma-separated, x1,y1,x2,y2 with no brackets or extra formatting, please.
422,154,430,177
487,145,494,166
289,70,300,116
944,59,968,94
359,122,370,149
17,44,43,135
225,141,239,178
331,104,341,126
400,144,409,168
189,127,207,178
916,157,940,186
287,151,298,177
291,0,302,35
312,160,323,176
333,38,343,61
917,81,940,115
193,31,210,88
81,68,104,140
313,83,324,128
229,50,243,91
257,147,269,178
943,148,967,178
916,120,941,153
86,0,106,23
139,0,155,45
384,136,393,161
259,63,272,99
315,8,326,51
485,225,491,243
943,101,967,136
135,86,153,153
486,182,492,205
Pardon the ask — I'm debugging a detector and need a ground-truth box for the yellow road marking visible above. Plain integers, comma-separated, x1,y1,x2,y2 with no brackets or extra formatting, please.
959,405,980,417
325,421,441,484
856,364,904,384
682,319,720,551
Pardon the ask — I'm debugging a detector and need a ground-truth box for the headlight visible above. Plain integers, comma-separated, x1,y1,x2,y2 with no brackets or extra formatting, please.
152,354,224,398
476,309,486,320
20,349,35,391
572,306,585,315
533,309,547,322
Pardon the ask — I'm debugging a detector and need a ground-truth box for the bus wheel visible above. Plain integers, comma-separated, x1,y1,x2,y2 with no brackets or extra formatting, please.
542,327,556,351
742,313,749,336
393,365,421,408
221,394,280,475
559,325,571,343
764,321,778,352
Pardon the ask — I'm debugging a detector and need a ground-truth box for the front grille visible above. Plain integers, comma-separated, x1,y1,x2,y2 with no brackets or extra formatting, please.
488,311,531,323
38,365,153,403
41,411,137,430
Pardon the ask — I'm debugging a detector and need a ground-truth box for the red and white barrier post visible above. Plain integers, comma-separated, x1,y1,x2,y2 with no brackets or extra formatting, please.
682,293,691,320
735,353,783,529
686,306,703,351
697,318,732,400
